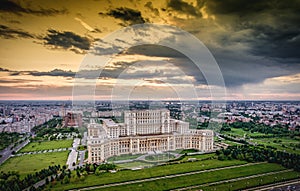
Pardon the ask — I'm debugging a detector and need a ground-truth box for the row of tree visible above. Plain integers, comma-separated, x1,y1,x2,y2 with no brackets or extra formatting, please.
229,121,298,136
0,164,64,191
216,145,300,171
0,132,23,151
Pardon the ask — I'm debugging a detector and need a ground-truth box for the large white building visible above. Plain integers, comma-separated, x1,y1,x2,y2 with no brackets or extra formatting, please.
87,109,214,163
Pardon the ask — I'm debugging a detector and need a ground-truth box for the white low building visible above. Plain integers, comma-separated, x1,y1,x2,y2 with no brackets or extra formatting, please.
87,109,214,163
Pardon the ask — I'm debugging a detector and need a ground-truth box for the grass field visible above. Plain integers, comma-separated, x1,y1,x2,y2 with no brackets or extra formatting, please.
18,139,73,153
181,153,216,161
222,128,300,154
0,151,68,178
224,128,266,138
201,170,300,191
251,137,300,154
89,163,286,191
48,159,247,190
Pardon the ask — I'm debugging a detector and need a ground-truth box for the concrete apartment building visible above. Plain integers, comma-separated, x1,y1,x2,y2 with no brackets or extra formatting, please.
87,109,214,163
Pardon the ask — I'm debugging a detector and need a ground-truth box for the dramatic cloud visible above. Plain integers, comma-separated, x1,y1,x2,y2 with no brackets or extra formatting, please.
0,68,10,72
43,29,91,54
28,69,75,77
144,2,159,16
123,44,186,58
201,0,300,60
0,0,67,16
0,0,299,100
163,0,300,88
167,0,201,17
0,67,75,78
100,7,146,26
0,25,34,39
120,45,207,84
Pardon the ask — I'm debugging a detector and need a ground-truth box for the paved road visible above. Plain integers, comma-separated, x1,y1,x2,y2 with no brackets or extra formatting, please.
82,132,87,145
69,162,266,191
78,150,85,167
0,137,30,165
66,138,80,169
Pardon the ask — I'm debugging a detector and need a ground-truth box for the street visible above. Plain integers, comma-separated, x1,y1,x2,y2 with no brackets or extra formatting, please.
0,136,30,165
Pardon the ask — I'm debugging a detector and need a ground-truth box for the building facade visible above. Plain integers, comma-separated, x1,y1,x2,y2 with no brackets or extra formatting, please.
87,109,214,163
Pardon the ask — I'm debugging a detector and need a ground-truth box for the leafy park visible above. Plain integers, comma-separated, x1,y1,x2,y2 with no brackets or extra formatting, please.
220,122,300,154
18,139,73,153
0,151,69,178
0,132,26,151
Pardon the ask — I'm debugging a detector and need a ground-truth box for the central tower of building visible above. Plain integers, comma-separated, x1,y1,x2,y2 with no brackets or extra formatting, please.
124,109,170,135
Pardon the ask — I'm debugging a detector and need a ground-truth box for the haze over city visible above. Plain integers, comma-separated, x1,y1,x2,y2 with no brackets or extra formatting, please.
0,0,299,100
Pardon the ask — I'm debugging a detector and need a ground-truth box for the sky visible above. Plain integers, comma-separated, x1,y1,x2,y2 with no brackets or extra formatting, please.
0,0,299,101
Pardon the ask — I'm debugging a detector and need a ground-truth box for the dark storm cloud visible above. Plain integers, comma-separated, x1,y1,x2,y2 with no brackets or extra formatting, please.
203,0,300,16
0,0,67,16
29,69,75,77
43,29,91,53
211,47,300,87
121,45,207,84
250,26,300,60
157,0,300,88
0,67,76,78
0,68,10,72
99,7,146,26
167,0,201,16
124,44,186,58
0,25,34,39
202,0,300,60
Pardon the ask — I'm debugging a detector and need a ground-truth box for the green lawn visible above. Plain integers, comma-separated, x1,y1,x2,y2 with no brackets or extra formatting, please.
251,137,300,154
181,153,216,162
48,159,247,190
224,128,266,138
223,128,300,154
18,139,73,153
201,170,300,191
90,163,286,191
0,151,69,178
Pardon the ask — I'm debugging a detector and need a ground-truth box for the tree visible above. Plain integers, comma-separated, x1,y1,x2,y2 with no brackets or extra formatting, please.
45,177,49,185
63,176,70,184
95,168,101,176
89,165,95,172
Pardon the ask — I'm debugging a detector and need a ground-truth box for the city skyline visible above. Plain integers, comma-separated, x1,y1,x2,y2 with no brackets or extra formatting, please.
0,0,299,100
